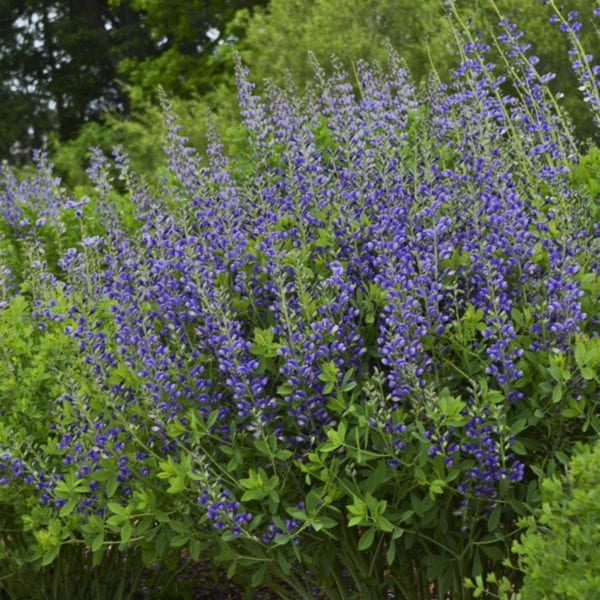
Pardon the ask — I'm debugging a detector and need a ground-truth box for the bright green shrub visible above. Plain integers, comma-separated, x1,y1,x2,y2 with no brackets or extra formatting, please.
513,440,600,599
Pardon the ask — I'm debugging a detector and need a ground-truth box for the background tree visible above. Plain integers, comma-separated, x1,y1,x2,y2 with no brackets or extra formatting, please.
0,0,154,163
238,0,453,88
0,0,266,164
112,0,268,102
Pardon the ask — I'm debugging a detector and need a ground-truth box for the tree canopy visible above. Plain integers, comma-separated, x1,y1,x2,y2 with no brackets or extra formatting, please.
0,0,266,163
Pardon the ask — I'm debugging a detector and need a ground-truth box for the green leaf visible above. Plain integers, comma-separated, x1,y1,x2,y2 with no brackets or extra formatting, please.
169,520,190,534
286,507,307,521
347,497,367,518
480,544,505,561
438,395,467,426
227,560,237,580
108,502,128,516
327,393,346,411
107,515,122,527
170,534,191,547
511,307,524,327
275,449,293,460
575,339,587,367
121,520,132,544
424,554,451,580
142,547,156,568
41,546,59,566
511,440,527,455
429,479,445,498
386,539,396,566
167,475,186,494
277,549,292,575
323,381,335,394
312,514,337,531
348,515,368,527
581,366,596,381
510,417,528,434
92,544,106,567
253,439,273,458
241,489,270,502
411,493,427,516
318,441,340,454
206,409,219,429
398,511,414,525
358,527,375,551
251,564,267,588
91,532,104,553
364,460,394,493
106,477,119,498
137,516,155,534
240,468,262,489
268,491,280,513
376,517,395,533
552,384,563,404
59,498,78,518
487,506,501,533
189,538,201,561
274,533,291,545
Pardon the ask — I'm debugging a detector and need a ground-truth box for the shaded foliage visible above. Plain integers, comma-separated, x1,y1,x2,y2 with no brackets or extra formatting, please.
0,0,266,164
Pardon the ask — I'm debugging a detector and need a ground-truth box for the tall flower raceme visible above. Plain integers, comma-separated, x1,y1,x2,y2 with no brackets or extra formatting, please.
0,151,65,237
546,2,600,130
1,8,600,599
0,241,15,309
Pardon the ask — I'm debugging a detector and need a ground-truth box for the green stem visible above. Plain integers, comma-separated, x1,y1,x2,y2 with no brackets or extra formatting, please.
266,568,313,600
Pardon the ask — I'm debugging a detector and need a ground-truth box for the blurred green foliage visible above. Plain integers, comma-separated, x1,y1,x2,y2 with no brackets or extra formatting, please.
110,0,269,101
513,439,600,599
0,0,267,164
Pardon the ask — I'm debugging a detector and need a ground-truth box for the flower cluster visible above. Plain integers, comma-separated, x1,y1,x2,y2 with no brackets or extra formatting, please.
547,2,600,127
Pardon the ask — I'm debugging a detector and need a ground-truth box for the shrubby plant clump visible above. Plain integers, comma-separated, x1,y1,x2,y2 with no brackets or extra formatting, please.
1,3,599,599
512,438,600,599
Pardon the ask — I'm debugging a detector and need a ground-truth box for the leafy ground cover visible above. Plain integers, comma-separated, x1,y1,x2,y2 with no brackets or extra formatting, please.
1,2,599,598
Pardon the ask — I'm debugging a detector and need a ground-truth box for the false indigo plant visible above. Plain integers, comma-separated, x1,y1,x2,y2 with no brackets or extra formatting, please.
1,4,600,599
